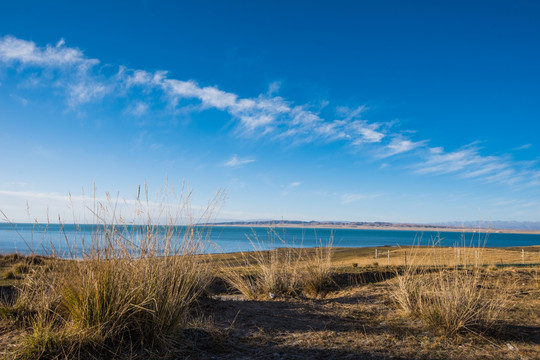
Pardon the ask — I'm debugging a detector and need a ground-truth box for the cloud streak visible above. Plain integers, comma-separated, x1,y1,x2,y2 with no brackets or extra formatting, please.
224,155,255,167
0,36,110,107
340,193,382,204
380,136,426,158
1,35,538,190
0,37,97,68
0,35,409,152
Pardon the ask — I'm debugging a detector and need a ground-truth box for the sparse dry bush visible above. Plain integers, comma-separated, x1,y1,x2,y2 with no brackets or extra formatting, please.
5,184,222,359
13,263,30,275
302,243,335,297
221,238,304,299
221,232,334,299
391,246,515,336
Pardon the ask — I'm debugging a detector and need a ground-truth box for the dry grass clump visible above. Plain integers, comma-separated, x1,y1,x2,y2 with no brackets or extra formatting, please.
2,185,221,359
3,270,17,280
0,255,49,283
391,246,515,336
221,232,334,299
220,236,304,299
302,243,335,297
12,264,30,275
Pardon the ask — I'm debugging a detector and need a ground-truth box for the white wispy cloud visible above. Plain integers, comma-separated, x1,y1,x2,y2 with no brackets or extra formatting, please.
417,146,499,176
0,37,97,68
0,36,107,107
124,68,167,88
325,106,386,144
1,35,538,190
340,193,382,204
412,145,539,187
352,122,385,143
280,181,302,196
10,94,29,106
267,81,281,95
127,101,149,116
224,155,255,167
381,136,426,157
67,81,110,106
0,36,397,148
514,143,532,151
122,66,393,150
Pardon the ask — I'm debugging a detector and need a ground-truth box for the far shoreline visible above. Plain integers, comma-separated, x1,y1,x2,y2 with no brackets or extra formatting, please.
215,223,540,235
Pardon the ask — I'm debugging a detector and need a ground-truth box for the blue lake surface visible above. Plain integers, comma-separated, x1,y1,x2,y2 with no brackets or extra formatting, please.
0,223,539,257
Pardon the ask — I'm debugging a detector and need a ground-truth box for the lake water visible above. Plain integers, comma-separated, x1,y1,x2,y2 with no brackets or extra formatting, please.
1,223,539,257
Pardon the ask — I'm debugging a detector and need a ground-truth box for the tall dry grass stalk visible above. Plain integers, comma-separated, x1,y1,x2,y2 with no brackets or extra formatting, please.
302,239,334,297
220,229,304,299
8,183,223,358
221,229,334,299
391,243,515,336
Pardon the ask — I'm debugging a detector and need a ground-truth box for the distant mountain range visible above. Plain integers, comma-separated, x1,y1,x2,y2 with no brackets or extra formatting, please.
214,219,540,231
432,221,540,231
217,220,400,227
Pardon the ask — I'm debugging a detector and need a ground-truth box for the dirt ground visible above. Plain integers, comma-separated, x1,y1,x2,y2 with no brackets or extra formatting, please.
177,269,540,360
0,254,538,359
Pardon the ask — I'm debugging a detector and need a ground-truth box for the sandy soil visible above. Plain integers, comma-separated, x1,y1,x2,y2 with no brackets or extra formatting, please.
182,269,540,359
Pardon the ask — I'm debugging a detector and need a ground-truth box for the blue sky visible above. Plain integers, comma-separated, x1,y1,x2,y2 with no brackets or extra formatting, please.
0,0,539,223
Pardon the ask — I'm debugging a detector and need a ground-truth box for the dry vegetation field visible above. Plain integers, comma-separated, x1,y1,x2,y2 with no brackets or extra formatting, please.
0,243,538,359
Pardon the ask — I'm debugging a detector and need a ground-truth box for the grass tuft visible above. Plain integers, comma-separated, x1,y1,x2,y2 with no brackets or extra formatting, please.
3,184,222,358
3,270,17,280
391,245,515,336
221,247,304,300
302,243,335,297
13,264,30,275
221,232,334,299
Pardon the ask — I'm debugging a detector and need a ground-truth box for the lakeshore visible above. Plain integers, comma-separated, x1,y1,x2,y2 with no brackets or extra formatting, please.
216,221,540,235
